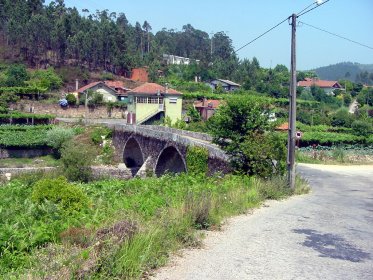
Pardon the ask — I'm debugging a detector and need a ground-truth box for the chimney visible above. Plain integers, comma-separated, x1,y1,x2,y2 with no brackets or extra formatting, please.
165,83,169,93
203,98,207,107
75,79,79,91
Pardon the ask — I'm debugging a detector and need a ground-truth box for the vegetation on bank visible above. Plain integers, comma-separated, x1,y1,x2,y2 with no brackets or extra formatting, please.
0,172,308,278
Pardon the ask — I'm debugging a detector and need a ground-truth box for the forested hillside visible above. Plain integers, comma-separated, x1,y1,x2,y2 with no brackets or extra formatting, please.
313,62,373,85
0,0,239,79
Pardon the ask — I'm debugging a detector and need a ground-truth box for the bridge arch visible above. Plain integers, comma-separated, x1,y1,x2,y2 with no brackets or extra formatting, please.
123,137,144,169
155,145,187,177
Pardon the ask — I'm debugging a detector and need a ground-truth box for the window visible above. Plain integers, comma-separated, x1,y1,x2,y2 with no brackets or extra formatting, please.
136,97,147,103
169,97,178,104
149,97,159,104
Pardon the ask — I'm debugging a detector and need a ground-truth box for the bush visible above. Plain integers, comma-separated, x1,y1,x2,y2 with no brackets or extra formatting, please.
32,177,90,213
186,146,208,175
351,120,373,136
60,140,96,182
46,126,75,157
239,132,287,177
66,93,77,105
331,108,354,127
90,126,113,144
208,96,287,177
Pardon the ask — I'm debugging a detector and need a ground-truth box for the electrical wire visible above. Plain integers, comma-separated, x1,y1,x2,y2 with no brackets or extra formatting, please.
234,17,289,53
297,0,330,18
234,1,331,53
297,2,317,16
299,21,373,51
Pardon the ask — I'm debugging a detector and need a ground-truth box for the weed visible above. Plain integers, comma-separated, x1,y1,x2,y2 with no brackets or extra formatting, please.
332,147,346,163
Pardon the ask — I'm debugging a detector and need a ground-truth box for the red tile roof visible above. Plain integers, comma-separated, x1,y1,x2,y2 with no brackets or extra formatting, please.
128,83,182,95
104,80,125,89
76,81,102,93
276,122,289,131
297,78,342,89
194,99,221,109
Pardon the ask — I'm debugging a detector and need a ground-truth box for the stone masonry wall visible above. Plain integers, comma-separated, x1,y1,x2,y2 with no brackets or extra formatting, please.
0,166,132,181
0,147,53,159
112,124,230,176
11,102,126,119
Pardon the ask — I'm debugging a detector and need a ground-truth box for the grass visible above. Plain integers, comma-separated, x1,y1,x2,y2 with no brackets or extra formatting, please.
0,173,309,279
296,149,373,165
0,155,60,168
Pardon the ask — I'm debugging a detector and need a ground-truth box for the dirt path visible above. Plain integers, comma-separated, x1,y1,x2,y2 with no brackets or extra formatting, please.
151,164,373,280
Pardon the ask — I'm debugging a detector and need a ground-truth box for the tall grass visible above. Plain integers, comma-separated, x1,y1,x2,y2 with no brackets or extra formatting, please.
0,173,308,279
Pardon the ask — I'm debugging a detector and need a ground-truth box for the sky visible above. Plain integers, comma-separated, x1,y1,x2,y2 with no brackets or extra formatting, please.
48,0,373,70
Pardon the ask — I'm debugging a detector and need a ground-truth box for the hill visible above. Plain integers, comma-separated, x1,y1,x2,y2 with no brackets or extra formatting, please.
312,62,373,84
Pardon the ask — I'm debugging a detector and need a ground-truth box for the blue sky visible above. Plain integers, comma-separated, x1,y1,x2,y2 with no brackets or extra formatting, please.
49,0,373,70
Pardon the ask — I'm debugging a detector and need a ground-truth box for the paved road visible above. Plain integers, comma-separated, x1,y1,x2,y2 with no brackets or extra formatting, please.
153,164,373,280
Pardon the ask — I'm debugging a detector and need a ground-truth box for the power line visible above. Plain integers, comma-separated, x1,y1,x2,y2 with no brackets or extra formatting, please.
297,0,330,18
234,1,331,53
234,17,289,53
297,2,317,16
299,21,373,51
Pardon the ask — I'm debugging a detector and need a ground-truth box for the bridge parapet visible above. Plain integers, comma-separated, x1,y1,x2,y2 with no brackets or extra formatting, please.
113,124,228,161
112,124,230,177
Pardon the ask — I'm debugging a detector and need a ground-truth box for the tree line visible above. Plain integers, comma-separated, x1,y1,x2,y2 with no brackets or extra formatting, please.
0,1,295,91
0,1,234,76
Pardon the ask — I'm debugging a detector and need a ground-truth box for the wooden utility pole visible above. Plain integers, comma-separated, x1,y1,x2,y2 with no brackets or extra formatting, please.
287,13,297,189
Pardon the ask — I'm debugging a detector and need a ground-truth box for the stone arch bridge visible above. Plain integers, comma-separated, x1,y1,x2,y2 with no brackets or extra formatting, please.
110,124,229,177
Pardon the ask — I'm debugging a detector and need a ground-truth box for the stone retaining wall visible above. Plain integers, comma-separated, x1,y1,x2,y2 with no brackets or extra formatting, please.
0,166,132,181
10,102,126,119
0,147,53,159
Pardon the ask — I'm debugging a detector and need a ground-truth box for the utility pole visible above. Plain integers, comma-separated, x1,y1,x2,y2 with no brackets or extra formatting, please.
287,13,297,189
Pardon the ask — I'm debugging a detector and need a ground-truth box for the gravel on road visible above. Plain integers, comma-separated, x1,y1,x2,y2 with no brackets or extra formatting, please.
152,164,373,280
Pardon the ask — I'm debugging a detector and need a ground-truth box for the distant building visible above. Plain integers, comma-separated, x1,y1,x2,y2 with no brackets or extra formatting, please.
75,81,129,102
163,54,200,65
127,83,182,125
208,79,241,92
193,99,221,121
75,81,118,102
297,78,342,95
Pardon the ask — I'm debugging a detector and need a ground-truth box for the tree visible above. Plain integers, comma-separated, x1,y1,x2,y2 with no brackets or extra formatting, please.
27,68,63,90
142,20,152,53
208,96,286,176
5,64,28,86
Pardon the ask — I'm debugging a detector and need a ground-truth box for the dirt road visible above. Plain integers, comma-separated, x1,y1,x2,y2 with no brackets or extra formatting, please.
152,164,373,280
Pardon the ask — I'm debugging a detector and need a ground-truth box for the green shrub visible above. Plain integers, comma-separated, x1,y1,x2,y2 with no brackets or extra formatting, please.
101,142,114,165
60,140,96,182
351,120,372,136
332,147,346,163
239,132,287,177
45,126,75,157
184,190,212,229
186,146,209,175
28,67,63,90
66,93,77,105
32,177,90,213
255,176,292,200
90,126,113,144
331,108,354,127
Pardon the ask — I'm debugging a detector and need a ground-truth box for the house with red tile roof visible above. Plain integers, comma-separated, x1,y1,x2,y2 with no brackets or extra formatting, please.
127,83,183,125
193,99,222,120
297,78,342,94
75,81,129,102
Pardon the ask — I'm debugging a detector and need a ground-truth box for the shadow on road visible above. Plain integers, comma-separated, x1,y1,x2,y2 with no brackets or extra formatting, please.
293,228,371,263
